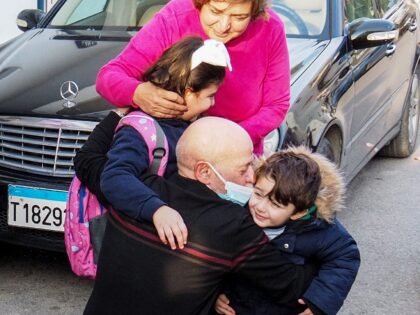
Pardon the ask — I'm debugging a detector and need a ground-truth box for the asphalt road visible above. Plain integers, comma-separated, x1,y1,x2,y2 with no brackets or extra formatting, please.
338,146,420,314
1,143,419,314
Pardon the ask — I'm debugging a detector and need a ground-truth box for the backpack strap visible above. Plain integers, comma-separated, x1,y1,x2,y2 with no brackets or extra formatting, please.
115,111,169,176
151,120,167,174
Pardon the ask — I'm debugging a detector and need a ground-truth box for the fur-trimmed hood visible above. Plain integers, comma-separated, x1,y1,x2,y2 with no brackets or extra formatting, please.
283,146,345,223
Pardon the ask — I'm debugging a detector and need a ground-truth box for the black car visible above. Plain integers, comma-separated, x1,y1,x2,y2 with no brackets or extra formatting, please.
263,0,420,183
0,0,418,251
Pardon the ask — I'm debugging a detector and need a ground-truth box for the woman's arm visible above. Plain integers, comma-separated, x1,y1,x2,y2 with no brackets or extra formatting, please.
238,16,290,154
95,12,186,116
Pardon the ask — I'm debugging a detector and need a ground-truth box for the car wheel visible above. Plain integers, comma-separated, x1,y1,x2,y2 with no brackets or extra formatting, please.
380,73,420,157
316,132,342,166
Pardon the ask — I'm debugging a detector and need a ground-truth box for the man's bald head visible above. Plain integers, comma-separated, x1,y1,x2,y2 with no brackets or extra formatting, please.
176,117,253,180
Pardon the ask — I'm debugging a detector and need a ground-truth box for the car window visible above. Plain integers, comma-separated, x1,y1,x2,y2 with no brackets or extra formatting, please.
67,0,107,24
376,0,399,16
345,0,376,22
272,0,328,38
48,0,167,30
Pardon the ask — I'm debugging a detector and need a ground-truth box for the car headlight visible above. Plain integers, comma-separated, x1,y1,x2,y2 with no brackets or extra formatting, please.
263,129,280,157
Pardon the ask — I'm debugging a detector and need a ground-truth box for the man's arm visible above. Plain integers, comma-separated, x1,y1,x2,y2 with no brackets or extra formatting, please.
230,211,316,305
74,111,121,205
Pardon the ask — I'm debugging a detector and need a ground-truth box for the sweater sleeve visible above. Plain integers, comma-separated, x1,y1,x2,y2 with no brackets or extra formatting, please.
231,210,316,305
238,18,290,153
302,220,361,315
73,111,121,206
100,127,166,221
95,12,175,108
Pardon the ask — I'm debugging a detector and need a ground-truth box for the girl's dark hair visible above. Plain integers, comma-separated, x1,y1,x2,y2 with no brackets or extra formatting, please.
255,151,321,212
143,36,226,96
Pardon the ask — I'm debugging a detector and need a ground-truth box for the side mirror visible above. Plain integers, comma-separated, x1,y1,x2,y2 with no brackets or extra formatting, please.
16,9,46,32
348,18,398,50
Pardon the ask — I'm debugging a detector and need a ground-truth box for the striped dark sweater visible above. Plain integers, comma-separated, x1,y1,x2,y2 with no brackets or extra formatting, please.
84,173,315,315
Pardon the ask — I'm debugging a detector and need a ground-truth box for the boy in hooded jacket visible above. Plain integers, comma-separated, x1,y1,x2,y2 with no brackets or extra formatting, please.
215,146,361,315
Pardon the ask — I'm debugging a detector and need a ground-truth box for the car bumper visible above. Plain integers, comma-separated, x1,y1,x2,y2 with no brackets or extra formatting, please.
0,167,69,252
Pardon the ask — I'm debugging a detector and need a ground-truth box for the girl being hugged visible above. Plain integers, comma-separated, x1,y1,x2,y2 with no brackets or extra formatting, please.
76,36,235,250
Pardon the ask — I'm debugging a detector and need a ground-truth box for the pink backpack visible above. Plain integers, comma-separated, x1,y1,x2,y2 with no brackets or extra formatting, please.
64,111,169,279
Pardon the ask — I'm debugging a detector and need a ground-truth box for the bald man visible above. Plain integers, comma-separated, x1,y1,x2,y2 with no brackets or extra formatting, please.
85,117,315,315
176,116,254,192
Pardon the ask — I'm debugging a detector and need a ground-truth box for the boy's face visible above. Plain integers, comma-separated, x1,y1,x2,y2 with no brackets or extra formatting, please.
248,176,298,228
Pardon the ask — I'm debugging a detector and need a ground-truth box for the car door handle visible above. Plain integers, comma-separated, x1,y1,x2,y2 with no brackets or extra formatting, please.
386,44,396,56
409,22,417,33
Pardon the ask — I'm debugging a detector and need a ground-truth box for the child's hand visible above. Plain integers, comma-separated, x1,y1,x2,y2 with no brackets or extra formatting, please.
215,293,236,315
153,205,188,250
298,299,314,315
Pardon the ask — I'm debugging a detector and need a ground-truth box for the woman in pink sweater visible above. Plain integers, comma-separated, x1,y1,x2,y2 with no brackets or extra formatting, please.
96,0,290,154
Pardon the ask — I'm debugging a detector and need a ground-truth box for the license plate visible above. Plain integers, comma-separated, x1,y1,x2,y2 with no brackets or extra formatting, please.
8,185,67,232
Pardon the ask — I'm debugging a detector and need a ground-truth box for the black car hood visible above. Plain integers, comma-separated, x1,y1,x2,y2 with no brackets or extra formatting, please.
0,29,131,120
0,30,327,120
287,38,328,84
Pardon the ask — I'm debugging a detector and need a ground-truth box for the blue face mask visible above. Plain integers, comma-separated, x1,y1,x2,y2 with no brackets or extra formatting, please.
207,163,253,207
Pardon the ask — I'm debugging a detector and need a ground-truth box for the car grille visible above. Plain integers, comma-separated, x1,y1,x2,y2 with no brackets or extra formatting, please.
0,116,97,177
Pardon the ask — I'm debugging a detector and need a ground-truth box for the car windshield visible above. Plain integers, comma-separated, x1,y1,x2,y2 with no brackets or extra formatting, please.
47,0,167,30
272,0,328,38
47,0,328,37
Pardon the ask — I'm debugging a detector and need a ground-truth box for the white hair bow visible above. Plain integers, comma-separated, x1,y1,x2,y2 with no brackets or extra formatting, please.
191,39,232,71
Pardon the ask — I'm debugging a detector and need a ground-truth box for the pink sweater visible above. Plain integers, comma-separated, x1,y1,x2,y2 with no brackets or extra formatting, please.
96,0,290,154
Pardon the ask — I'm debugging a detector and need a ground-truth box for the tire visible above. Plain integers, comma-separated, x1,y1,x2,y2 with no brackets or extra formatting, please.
380,73,420,157
316,133,342,166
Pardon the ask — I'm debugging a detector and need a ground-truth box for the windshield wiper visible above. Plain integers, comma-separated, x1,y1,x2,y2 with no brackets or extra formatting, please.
51,29,133,41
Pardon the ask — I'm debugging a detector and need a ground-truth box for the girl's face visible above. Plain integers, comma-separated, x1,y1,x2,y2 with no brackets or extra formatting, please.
200,0,253,44
181,83,219,121
249,176,299,228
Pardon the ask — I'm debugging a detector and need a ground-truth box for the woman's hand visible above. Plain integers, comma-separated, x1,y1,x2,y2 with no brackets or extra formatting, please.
215,294,236,315
133,82,187,118
153,205,188,250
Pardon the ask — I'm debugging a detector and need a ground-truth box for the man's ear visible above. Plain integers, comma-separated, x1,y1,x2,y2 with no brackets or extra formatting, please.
194,161,212,185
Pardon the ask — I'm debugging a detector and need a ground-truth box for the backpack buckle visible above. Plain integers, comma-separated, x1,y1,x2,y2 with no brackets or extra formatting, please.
153,147,166,159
